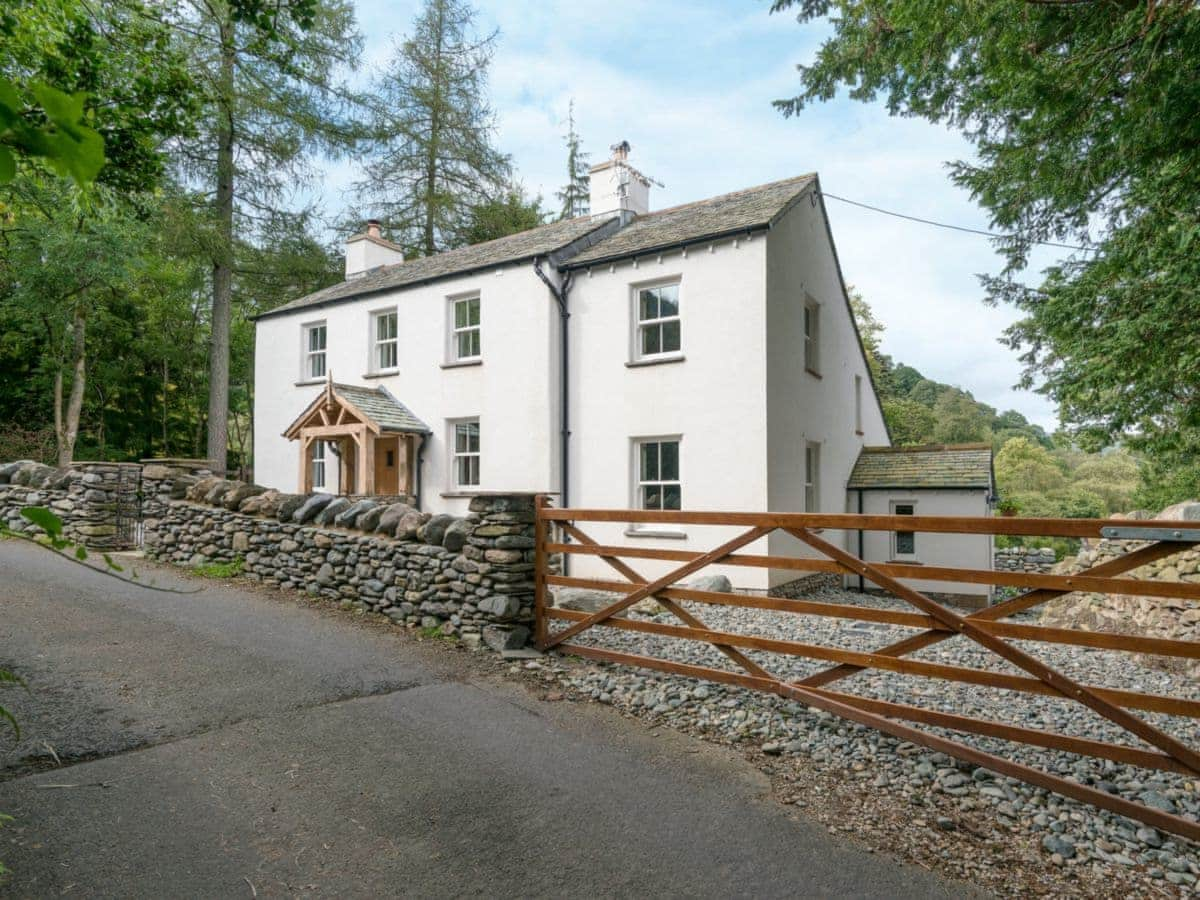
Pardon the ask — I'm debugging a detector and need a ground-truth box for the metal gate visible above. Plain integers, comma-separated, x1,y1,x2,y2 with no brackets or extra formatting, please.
113,463,143,549
533,498,1200,842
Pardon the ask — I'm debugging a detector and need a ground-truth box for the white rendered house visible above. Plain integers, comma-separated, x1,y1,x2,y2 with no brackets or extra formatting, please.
254,144,989,591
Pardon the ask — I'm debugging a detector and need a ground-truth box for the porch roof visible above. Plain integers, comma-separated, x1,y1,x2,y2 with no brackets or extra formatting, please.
283,381,430,439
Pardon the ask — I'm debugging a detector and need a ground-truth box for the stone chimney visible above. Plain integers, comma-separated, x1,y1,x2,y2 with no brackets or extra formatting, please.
588,141,651,221
345,220,405,279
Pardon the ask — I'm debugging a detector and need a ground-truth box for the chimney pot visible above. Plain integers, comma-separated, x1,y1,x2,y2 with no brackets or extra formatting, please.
588,141,650,221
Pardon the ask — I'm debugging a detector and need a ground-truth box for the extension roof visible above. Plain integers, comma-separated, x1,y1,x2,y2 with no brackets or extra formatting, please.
563,174,817,268
847,444,994,490
258,215,618,321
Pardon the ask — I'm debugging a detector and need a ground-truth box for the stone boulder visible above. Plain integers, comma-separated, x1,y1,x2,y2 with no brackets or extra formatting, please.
442,517,472,552
375,502,416,537
203,479,237,505
239,489,281,516
334,498,377,529
356,505,385,532
395,509,430,540
0,460,34,484
315,496,352,526
169,475,199,500
276,494,307,522
417,513,455,546
554,587,623,614
223,483,266,510
682,574,732,594
482,624,530,652
1160,500,1200,522
141,464,172,481
292,493,333,524
13,463,55,487
188,475,222,501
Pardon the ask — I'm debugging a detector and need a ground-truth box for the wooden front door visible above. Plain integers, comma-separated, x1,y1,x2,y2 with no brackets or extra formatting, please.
374,436,400,495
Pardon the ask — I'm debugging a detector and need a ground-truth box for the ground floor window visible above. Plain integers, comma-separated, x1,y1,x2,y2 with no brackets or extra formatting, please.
893,501,916,558
635,437,681,511
452,420,480,488
311,440,326,489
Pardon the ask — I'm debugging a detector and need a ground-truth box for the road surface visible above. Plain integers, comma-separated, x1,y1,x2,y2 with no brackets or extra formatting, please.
0,539,976,898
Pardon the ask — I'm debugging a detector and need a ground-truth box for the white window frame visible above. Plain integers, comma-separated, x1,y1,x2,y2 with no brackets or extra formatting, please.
302,321,327,381
632,279,682,362
629,436,683,537
804,441,820,512
311,440,326,489
892,500,918,560
449,418,480,490
370,307,398,373
448,294,481,363
803,297,820,376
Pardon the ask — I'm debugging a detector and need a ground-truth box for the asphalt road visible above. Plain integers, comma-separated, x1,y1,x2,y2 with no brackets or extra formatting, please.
0,539,976,898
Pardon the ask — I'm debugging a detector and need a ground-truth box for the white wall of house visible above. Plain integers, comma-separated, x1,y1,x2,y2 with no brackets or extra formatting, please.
253,262,560,514
847,488,993,598
763,191,891,587
565,235,774,590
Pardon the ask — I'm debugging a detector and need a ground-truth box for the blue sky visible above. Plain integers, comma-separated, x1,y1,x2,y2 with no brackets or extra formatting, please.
316,0,1064,429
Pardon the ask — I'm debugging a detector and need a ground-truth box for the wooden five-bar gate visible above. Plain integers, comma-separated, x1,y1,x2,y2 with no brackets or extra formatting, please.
532,499,1200,842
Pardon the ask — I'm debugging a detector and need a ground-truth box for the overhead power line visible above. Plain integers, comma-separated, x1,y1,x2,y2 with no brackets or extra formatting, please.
819,191,1090,252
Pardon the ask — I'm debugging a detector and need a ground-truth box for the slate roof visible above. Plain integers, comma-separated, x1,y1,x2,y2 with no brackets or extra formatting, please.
258,215,619,320
563,174,817,268
847,444,993,490
334,383,430,434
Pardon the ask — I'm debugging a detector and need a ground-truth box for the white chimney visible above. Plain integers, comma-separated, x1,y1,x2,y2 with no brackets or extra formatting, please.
345,219,405,279
588,141,651,221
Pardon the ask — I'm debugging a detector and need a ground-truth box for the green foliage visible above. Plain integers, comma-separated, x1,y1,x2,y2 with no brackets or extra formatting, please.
0,79,103,184
556,100,589,220
880,397,935,446
355,0,510,255
461,186,547,245
192,557,244,578
995,438,1066,495
773,0,1200,457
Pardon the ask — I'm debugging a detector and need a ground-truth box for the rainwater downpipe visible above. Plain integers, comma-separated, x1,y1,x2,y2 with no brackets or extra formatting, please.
534,257,574,576
857,488,865,593
414,433,427,511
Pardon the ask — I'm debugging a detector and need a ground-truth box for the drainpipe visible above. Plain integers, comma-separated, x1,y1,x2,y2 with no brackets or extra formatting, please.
534,257,574,577
857,488,865,593
414,433,427,511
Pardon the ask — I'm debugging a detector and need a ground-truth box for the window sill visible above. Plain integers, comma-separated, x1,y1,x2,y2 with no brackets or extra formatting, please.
441,490,480,499
889,559,922,566
626,354,686,369
805,368,823,380
362,370,399,380
440,359,483,370
624,528,688,540
295,378,325,387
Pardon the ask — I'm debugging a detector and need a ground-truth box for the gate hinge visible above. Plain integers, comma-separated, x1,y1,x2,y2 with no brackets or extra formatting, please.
1099,525,1200,542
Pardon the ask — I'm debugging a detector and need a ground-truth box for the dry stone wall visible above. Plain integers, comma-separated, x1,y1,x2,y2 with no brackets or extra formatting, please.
993,547,1058,575
1039,501,1200,680
0,459,142,550
1,457,539,652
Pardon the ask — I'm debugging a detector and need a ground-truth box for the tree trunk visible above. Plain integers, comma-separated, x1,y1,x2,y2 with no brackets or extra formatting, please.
206,19,236,475
57,302,87,467
422,1,446,256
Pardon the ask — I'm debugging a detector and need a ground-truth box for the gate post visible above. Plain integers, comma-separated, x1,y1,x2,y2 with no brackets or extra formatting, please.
68,461,143,551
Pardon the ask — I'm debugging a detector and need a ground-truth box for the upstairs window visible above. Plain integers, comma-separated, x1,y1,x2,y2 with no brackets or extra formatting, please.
636,438,681,511
303,322,327,380
372,309,398,372
893,502,917,559
803,298,820,375
635,283,681,359
452,420,480,488
451,295,481,361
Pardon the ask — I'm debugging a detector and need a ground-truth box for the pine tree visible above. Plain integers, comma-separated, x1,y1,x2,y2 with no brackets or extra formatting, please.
167,0,364,473
556,100,589,220
356,0,510,256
